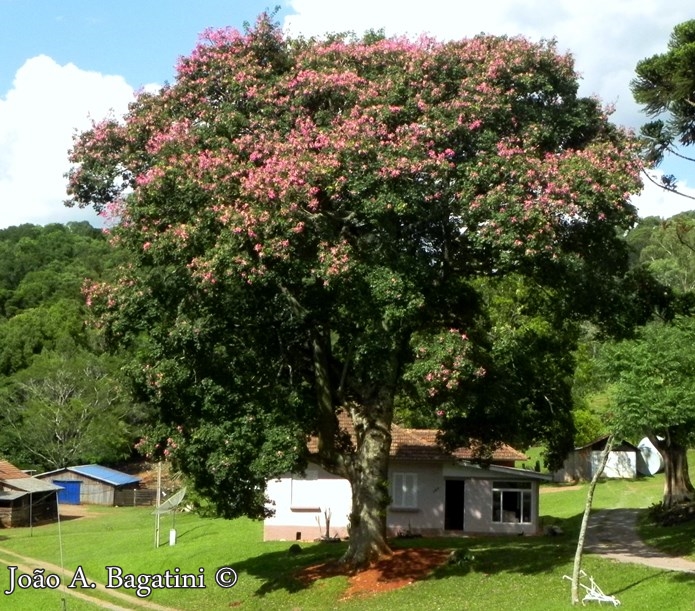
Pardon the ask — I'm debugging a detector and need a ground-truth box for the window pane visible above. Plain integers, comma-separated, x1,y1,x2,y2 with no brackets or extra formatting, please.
493,490,501,521
493,488,532,523
522,491,531,523
392,472,417,508
492,481,532,490
405,473,417,507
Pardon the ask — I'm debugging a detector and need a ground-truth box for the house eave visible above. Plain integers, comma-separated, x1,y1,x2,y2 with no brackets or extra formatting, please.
454,460,553,481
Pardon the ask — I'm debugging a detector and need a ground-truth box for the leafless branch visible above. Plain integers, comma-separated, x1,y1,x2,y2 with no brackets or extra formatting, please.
642,169,695,202
664,145,695,163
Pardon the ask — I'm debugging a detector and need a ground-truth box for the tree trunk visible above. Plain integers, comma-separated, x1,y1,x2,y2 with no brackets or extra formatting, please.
570,435,614,605
341,407,393,568
658,437,695,508
309,326,401,569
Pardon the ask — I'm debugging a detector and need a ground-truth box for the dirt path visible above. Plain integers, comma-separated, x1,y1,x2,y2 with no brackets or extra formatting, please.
0,546,180,611
585,508,695,573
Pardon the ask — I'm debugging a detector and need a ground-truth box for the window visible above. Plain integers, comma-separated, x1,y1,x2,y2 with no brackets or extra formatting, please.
392,473,417,509
291,469,320,510
492,481,532,524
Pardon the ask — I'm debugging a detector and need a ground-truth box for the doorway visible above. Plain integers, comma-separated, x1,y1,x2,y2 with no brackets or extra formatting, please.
54,480,81,505
444,479,465,530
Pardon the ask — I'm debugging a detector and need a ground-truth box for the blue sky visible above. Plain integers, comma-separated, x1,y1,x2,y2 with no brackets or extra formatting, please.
0,1,275,92
1,0,694,229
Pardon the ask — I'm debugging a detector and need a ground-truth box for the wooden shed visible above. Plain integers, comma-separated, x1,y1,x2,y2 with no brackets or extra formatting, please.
37,465,141,506
0,460,61,527
553,436,644,482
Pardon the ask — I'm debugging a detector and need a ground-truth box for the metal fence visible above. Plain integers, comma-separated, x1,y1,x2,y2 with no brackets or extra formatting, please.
113,488,158,507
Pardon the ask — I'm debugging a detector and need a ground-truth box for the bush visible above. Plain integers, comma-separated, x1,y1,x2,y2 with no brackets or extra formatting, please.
647,501,695,526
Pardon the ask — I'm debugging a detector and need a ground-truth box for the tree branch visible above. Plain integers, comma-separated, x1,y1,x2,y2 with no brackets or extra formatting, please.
279,283,348,475
642,169,695,202
664,144,695,163
675,224,695,256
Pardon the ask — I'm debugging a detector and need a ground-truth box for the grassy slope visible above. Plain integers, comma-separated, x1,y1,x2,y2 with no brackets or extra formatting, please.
0,472,692,610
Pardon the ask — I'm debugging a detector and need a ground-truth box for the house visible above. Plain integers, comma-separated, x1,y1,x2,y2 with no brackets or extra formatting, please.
0,460,61,527
36,465,141,506
264,419,550,541
553,436,645,482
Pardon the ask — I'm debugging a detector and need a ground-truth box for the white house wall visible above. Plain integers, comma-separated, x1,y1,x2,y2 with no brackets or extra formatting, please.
387,461,445,536
264,461,543,541
555,449,638,482
264,467,352,541
463,478,490,532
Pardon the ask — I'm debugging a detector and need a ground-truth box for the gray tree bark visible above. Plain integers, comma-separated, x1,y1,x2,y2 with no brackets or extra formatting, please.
341,407,393,567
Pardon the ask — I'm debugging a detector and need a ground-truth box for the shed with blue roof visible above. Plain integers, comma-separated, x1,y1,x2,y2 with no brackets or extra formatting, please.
36,465,141,506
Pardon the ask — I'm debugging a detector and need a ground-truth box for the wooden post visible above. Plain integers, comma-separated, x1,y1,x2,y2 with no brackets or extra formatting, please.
154,462,161,548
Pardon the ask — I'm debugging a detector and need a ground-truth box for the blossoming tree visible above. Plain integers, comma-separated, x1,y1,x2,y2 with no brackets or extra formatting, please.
67,16,642,566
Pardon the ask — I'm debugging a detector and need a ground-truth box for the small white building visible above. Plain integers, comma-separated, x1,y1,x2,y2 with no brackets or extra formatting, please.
554,436,644,482
264,424,550,541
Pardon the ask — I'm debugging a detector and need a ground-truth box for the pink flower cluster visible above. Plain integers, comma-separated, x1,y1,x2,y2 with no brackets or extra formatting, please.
65,15,643,361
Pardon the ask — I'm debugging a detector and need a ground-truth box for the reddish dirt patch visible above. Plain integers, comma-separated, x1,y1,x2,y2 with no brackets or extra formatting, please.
120,460,178,490
297,548,451,599
59,504,95,519
540,484,582,494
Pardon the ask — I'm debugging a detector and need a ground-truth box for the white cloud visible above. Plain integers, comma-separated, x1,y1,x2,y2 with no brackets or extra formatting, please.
0,56,134,229
632,171,695,219
283,0,691,131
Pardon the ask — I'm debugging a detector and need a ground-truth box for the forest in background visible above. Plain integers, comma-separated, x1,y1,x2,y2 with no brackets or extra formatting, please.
0,222,152,472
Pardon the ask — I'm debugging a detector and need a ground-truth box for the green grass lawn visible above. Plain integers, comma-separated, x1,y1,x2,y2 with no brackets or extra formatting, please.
0,473,692,610
515,445,548,473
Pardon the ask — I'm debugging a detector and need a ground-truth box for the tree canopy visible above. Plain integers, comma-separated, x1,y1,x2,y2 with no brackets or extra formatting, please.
66,15,643,566
571,209,695,480
0,222,114,376
598,318,695,506
631,20,695,172
0,349,145,470
626,212,695,295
